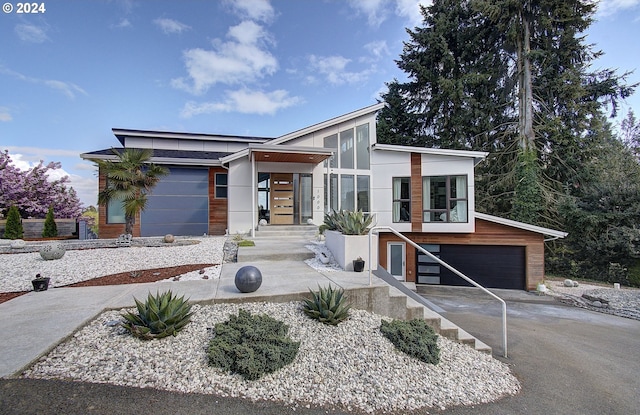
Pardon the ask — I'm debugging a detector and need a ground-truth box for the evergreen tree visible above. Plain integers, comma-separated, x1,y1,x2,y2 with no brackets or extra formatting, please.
42,206,58,238
620,109,640,160
3,205,23,239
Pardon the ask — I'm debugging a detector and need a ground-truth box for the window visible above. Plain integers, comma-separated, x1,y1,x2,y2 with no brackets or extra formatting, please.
215,173,228,198
393,177,411,222
323,134,338,168
422,175,468,222
357,175,369,212
340,129,354,169
340,174,355,211
107,198,125,224
356,123,370,169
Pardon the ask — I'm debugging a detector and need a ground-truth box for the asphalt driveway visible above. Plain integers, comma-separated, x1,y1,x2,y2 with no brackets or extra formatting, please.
422,286,640,415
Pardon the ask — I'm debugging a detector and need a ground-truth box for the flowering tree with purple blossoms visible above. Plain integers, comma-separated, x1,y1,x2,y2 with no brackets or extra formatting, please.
0,150,83,219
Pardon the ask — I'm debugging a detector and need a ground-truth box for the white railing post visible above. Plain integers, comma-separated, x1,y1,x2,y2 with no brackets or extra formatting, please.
368,225,508,358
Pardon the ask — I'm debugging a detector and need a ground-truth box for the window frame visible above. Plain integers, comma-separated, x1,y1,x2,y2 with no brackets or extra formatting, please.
422,175,468,223
392,177,411,223
215,172,228,199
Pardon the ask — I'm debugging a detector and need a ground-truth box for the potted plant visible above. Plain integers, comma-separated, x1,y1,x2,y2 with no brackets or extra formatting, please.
31,273,50,292
324,210,377,271
353,256,365,272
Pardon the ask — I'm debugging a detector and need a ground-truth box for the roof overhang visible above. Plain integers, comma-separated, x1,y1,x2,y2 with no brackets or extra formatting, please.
475,212,568,239
371,143,488,166
111,128,271,146
80,151,224,167
249,144,333,164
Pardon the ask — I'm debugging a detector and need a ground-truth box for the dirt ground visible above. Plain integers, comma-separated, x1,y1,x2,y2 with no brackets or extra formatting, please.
0,264,215,304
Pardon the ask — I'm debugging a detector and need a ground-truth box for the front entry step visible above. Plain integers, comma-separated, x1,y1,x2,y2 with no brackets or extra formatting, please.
253,224,318,240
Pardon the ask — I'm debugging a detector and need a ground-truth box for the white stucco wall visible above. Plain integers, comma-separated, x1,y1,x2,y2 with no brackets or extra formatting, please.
370,150,412,230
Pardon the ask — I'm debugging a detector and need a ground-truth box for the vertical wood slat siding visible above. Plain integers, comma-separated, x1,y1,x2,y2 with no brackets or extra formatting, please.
97,166,140,238
410,153,422,232
378,219,545,290
209,167,228,235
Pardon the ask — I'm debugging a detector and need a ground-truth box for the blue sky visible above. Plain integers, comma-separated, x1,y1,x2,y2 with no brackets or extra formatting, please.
1,0,639,208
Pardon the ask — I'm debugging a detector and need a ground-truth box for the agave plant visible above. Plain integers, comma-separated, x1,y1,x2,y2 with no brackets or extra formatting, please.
121,290,193,340
302,285,351,325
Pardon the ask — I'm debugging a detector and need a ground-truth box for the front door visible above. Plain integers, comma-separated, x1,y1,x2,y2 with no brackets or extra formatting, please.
270,173,294,224
387,242,406,281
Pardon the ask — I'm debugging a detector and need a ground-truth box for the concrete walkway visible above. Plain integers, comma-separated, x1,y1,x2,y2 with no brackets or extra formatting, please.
0,237,386,378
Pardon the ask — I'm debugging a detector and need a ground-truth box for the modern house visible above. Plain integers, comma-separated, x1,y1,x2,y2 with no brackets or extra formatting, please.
81,103,566,290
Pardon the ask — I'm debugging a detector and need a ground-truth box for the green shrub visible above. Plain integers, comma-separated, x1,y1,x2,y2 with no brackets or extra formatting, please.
3,205,23,239
302,285,351,325
42,206,58,237
237,239,255,247
380,318,440,365
121,291,193,340
207,309,299,380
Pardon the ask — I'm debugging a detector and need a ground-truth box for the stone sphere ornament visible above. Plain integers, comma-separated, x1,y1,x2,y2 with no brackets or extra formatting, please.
39,242,66,260
164,234,175,243
234,265,263,293
10,239,26,249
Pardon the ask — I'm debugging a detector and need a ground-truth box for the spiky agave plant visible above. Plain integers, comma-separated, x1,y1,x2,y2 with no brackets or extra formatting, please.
121,290,193,340
302,285,351,325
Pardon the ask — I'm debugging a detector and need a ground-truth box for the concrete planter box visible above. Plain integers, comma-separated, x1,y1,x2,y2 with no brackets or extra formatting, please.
325,230,378,272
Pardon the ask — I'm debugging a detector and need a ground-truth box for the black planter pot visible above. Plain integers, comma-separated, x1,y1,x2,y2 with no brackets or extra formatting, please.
353,260,365,272
31,277,50,292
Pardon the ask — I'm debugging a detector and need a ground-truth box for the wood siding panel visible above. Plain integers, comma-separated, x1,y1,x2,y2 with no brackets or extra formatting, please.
209,167,228,235
378,218,545,290
410,153,422,232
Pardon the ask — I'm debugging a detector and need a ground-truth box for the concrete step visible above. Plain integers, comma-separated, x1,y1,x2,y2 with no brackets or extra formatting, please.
253,225,319,240
237,239,315,262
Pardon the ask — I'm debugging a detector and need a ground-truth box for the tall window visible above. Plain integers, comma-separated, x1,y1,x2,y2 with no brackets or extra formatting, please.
357,175,370,212
107,198,125,224
215,173,228,198
393,177,411,222
339,129,354,169
422,175,468,222
340,174,355,211
356,124,370,169
324,134,338,168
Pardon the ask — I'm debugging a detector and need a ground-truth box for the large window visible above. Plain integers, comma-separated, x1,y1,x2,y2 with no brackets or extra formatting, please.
393,177,411,222
422,175,468,222
323,123,371,213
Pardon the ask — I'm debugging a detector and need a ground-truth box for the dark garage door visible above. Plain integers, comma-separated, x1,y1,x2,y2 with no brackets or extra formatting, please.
417,245,525,290
141,167,209,237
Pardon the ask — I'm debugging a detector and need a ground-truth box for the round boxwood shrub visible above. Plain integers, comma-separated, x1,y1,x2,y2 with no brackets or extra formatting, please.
380,318,440,365
207,309,299,380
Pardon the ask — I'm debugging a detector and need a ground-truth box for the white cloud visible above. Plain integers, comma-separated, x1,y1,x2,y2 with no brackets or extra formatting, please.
395,0,431,27
113,18,132,28
348,0,389,27
0,108,11,122
308,55,373,85
364,40,390,60
1,66,87,100
171,21,277,95
226,0,275,23
154,17,191,34
15,23,49,43
596,0,640,16
180,89,301,117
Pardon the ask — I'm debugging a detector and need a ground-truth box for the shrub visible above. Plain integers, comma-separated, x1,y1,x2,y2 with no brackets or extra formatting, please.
302,285,351,325
3,205,23,239
380,318,440,365
207,309,299,380
42,206,58,237
121,291,193,340
237,239,255,247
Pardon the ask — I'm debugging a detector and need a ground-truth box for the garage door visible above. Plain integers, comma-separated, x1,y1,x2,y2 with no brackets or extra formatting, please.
141,167,209,237
417,244,525,290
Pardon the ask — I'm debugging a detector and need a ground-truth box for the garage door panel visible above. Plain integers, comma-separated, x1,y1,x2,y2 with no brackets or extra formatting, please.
141,167,209,237
439,245,525,290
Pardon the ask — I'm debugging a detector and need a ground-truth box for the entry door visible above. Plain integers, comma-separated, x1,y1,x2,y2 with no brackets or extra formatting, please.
387,242,406,281
270,173,294,224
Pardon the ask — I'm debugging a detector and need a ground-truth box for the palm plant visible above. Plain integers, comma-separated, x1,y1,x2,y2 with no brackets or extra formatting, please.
96,148,168,235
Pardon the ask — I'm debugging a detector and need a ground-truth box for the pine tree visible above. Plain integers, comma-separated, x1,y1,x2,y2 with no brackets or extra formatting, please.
3,205,23,240
42,206,58,238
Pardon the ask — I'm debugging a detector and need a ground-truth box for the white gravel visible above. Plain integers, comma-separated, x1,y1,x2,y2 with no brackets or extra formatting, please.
23,302,520,414
0,237,226,293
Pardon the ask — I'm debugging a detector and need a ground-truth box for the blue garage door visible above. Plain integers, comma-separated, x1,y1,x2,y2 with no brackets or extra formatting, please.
141,167,209,237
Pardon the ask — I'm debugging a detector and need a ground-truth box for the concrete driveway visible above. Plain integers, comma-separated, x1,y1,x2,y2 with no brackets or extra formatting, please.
420,286,640,415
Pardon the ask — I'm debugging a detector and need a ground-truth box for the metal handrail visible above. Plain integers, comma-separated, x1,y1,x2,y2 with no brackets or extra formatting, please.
368,225,508,358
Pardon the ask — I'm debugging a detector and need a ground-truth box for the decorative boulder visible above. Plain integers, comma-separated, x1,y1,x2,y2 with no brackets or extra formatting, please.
234,265,262,293
10,239,26,249
564,279,575,287
164,234,175,243
40,242,66,260
259,219,268,226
